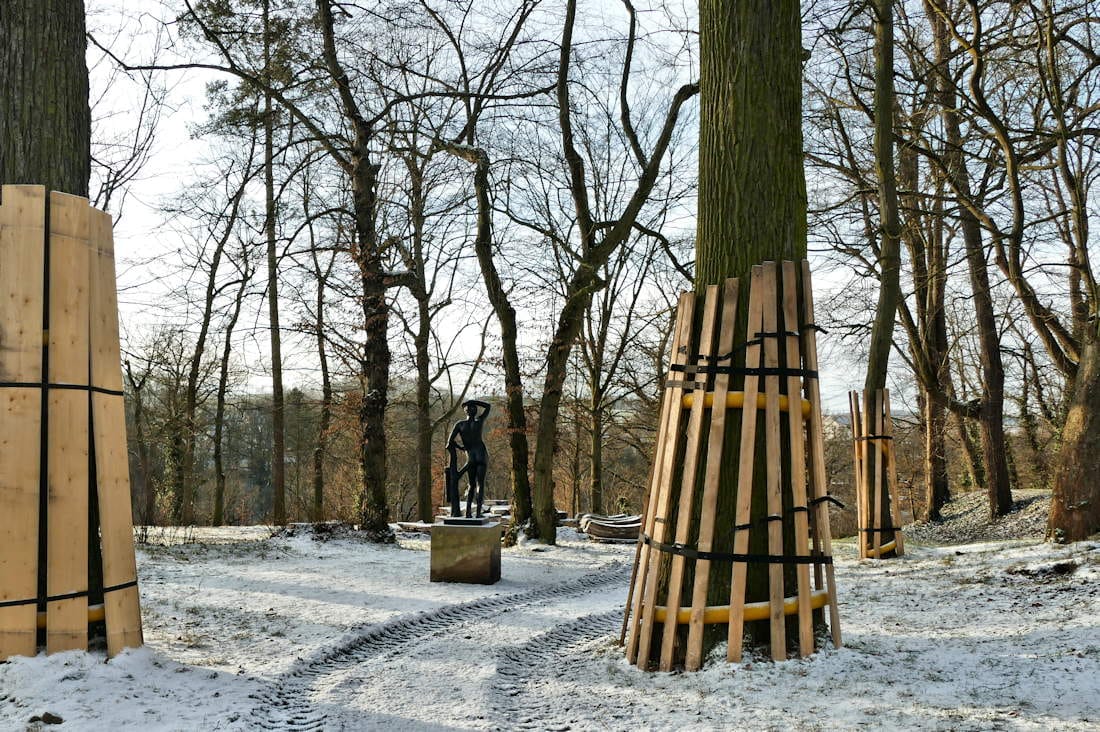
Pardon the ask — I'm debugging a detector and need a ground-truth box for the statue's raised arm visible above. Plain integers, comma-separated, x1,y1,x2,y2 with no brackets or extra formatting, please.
466,400,490,420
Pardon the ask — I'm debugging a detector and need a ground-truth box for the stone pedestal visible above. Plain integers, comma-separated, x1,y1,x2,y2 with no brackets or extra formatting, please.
430,522,502,584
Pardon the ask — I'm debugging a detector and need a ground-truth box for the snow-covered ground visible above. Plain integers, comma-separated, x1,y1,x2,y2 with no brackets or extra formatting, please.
2,525,1098,731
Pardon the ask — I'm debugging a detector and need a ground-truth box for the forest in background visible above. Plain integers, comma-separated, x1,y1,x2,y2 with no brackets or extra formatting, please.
79,0,1098,540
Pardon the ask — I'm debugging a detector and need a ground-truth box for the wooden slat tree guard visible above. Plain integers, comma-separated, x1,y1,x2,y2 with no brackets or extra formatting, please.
0,185,143,659
624,261,841,670
849,389,905,560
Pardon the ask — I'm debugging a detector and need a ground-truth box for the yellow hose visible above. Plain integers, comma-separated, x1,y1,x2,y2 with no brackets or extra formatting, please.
35,604,105,630
864,539,897,558
651,589,831,625
681,391,812,418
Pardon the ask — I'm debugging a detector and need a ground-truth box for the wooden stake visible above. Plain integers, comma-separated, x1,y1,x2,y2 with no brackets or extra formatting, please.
884,389,905,556
684,278,738,671
659,285,720,671
848,392,866,559
759,263,786,662
727,267,765,663
800,260,841,649
90,208,143,656
871,390,884,559
781,262,813,657
0,186,45,660
629,293,696,668
45,192,90,654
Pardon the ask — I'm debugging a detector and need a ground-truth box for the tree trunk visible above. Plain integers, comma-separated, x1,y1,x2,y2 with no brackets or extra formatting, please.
465,152,533,528
692,0,807,661
264,0,287,526
0,0,90,195
862,0,902,553
589,402,604,515
1049,335,1100,541
312,252,332,523
695,3,806,286
213,267,248,526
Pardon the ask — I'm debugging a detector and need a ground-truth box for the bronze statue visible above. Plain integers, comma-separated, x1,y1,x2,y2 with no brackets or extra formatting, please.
445,400,490,519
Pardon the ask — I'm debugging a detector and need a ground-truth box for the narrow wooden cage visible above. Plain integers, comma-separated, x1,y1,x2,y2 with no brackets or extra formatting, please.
0,186,143,659
624,261,841,670
849,389,905,560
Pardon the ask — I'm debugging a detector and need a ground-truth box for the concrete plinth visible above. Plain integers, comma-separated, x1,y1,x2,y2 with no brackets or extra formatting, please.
430,522,502,584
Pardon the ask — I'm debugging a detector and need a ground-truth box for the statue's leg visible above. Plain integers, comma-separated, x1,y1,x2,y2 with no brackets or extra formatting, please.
463,462,473,518
474,463,487,517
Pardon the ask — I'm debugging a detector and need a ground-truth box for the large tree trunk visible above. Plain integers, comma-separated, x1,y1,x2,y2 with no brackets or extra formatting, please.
691,0,807,661
0,0,90,195
1049,335,1100,541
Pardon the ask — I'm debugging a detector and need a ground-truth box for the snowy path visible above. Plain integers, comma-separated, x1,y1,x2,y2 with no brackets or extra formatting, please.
249,561,630,731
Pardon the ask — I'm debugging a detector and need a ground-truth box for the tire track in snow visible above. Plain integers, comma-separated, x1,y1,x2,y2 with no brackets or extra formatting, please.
248,561,629,731
488,610,622,732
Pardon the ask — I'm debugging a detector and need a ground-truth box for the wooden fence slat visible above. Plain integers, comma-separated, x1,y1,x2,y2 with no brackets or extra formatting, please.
884,390,905,556
871,390,884,559
626,295,690,663
848,392,865,559
684,278,738,671
90,209,142,656
45,192,90,654
0,186,45,660
631,292,696,669
727,266,765,663
781,262,813,657
800,260,841,649
759,263,786,662
659,285,720,671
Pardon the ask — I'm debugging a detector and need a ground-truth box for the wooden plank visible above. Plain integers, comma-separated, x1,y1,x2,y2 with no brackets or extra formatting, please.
684,277,738,671
634,292,695,670
0,186,46,660
620,458,654,646
871,390,884,559
0,390,41,659
90,208,142,656
884,389,905,556
781,261,813,657
625,297,686,662
45,192,90,654
759,263,786,662
93,394,143,655
658,285,720,671
626,293,694,666
800,260,841,649
0,186,47,382
727,267,764,663
848,392,866,559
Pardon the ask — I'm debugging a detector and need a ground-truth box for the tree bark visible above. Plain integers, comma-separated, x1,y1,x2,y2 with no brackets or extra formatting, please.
264,0,287,526
0,0,90,195
691,0,807,662
1049,335,1100,541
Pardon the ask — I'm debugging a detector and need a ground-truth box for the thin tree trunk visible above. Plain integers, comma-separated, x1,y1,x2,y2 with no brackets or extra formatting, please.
125,364,155,526
0,0,90,195
312,251,333,523
264,0,287,526
213,268,249,526
590,401,604,515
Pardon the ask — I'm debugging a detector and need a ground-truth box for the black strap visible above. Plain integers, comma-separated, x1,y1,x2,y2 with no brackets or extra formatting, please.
854,434,893,441
0,381,124,397
810,495,847,509
641,534,833,565
0,579,139,609
664,363,814,378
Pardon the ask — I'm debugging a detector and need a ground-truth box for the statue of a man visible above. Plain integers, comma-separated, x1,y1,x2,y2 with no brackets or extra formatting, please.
446,400,491,518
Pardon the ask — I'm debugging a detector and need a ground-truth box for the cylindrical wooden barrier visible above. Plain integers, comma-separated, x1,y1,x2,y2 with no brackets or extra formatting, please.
624,261,841,671
0,185,143,659
849,389,905,559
